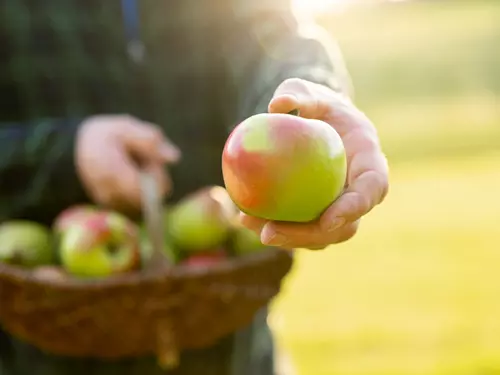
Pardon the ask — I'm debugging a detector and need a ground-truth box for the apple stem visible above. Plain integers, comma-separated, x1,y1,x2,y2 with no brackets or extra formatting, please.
288,109,300,116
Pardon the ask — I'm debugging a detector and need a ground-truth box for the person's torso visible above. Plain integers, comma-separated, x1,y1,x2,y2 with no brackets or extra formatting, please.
0,0,243,201
0,2,275,375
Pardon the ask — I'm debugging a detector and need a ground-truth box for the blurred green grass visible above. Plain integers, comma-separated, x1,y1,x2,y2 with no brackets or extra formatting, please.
271,1,500,374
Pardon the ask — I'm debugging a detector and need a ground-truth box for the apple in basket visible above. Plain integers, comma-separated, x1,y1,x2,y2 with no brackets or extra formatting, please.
181,249,228,269
231,224,267,256
0,221,54,267
166,186,237,253
53,204,99,235
222,111,347,222
58,210,141,277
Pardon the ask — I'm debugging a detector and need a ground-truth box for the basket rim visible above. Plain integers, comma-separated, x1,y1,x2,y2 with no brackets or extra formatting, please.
0,248,294,289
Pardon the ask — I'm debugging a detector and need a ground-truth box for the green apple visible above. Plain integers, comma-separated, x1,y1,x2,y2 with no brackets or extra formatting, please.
0,221,54,267
222,112,347,222
167,186,237,253
52,204,100,265
231,225,267,256
139,227,180,266
59,211,141,278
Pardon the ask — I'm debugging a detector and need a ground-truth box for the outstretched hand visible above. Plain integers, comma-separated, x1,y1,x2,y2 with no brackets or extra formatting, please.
240,78,389,250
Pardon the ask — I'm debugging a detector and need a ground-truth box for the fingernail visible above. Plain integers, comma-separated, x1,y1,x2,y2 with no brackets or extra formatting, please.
264,232,288,246
269,94,299,113
327,217,345,232
261,224,288,246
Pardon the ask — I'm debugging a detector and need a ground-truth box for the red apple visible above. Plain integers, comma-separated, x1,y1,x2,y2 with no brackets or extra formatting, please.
222,112,347,223
53,204,99,235
181,250,227,269
58,211,141,277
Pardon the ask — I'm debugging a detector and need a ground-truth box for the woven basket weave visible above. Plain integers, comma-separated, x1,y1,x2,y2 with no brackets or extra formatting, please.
0,249,293,367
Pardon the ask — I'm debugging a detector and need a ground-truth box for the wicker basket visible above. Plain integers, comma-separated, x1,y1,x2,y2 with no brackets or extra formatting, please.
0,249,293,367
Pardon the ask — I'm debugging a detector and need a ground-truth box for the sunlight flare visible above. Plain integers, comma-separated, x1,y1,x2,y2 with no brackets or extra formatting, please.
292,0,351,15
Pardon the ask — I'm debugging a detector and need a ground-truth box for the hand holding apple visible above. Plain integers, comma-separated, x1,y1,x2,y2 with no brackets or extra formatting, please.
230,78,389,250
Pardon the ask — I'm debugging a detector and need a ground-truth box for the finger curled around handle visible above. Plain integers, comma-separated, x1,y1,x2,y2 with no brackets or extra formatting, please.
121,120,181,165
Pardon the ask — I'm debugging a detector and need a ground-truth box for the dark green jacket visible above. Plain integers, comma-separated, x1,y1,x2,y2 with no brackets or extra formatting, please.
0,0,349,374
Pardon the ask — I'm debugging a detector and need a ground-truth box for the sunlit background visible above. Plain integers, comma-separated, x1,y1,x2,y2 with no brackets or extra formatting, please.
272,0,500,374
293,0,352,15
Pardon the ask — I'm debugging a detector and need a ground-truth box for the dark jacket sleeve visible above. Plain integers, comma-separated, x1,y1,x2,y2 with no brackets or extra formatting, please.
225,0,353,119
0,118,90,224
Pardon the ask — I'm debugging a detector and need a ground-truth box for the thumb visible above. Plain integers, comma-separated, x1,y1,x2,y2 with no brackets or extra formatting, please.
121,120,181,165
268,78,325,119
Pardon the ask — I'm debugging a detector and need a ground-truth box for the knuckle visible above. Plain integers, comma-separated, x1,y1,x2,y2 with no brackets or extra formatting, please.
380,179,390,203
282,77,305,86
343,191,370,218
369,169,389,204
147,125,164,141
279,77,309,92
365,131,381,151
79,117,103,135
119,114,138,124
349,168,389,211
138,124,164,145
355,128,380,152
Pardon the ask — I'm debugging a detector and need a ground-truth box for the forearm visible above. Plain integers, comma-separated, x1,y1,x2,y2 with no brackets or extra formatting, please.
0,118,90,224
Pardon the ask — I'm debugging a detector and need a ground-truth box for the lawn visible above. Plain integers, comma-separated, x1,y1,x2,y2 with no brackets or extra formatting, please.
270,1,500,374
272,152,500,375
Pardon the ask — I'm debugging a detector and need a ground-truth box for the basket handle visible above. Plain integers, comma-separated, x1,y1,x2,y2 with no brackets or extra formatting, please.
139,169,173,270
